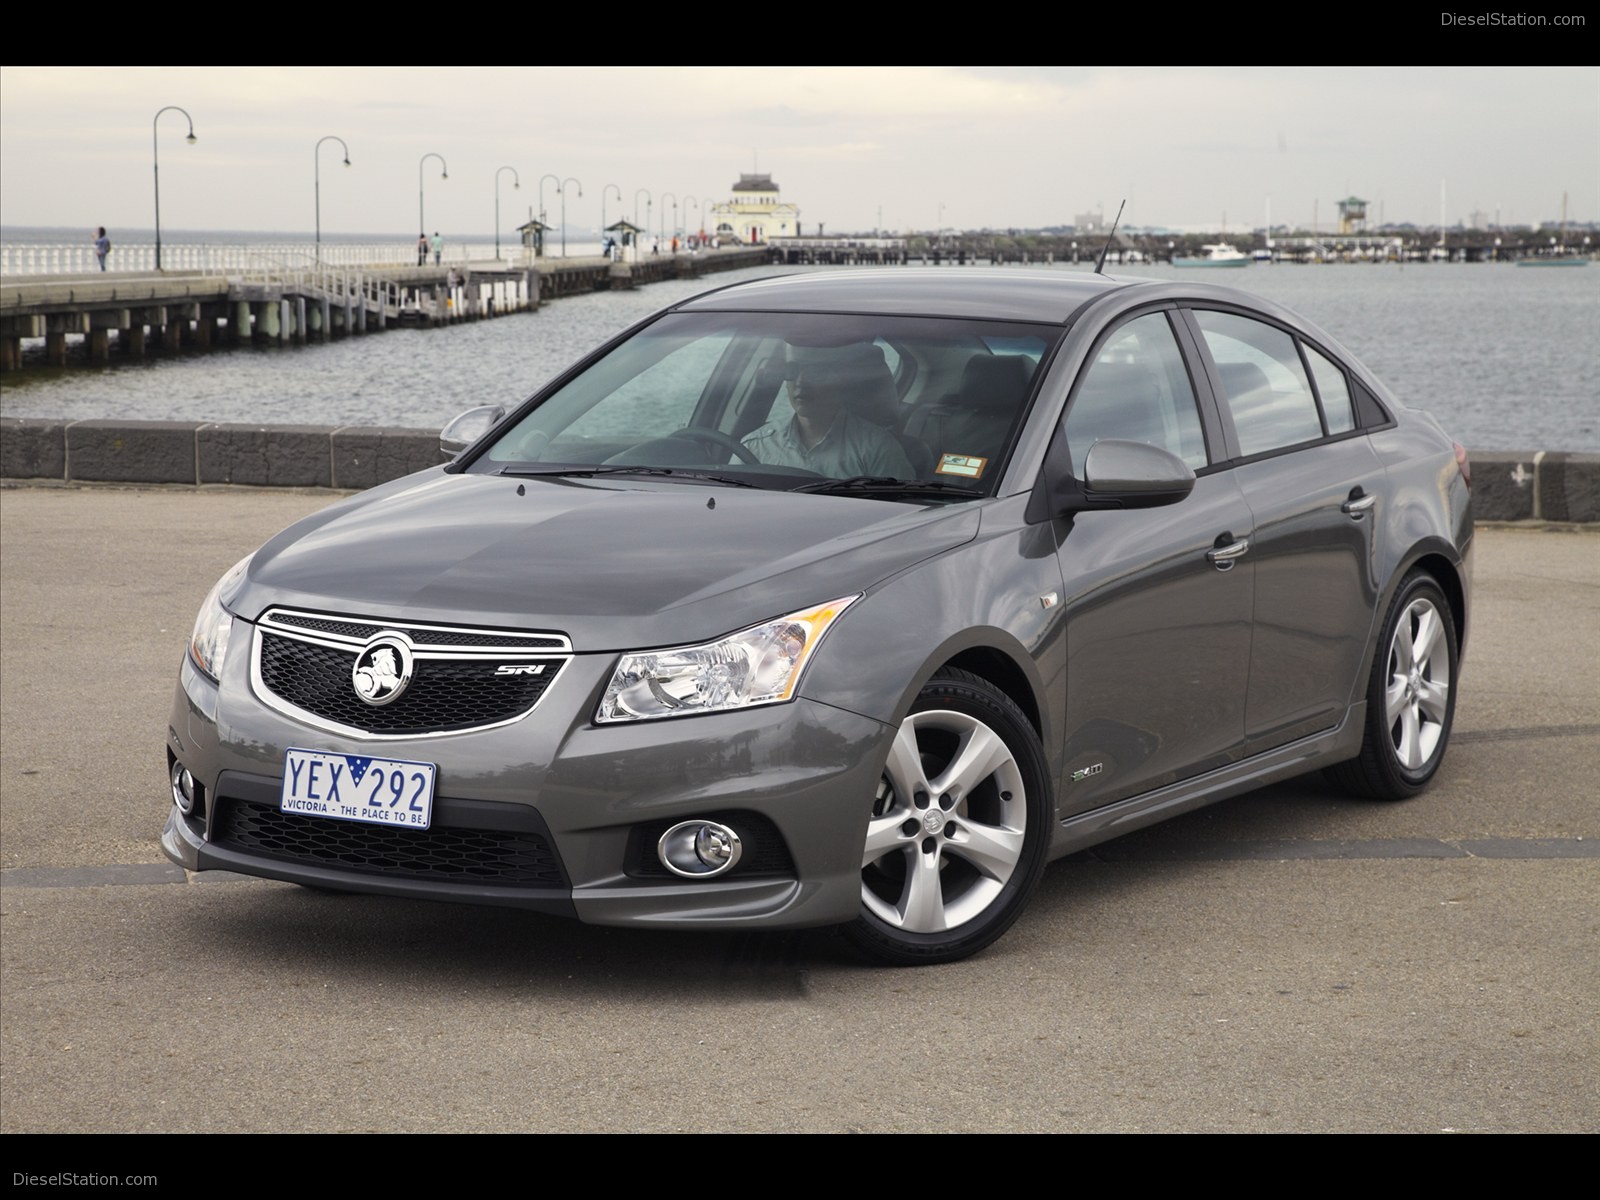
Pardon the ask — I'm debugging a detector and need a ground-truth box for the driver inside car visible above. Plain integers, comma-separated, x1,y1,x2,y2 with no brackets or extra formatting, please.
742,346,915,479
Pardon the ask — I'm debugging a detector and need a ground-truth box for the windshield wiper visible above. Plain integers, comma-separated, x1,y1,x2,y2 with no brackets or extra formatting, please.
497,465,758,488
792,476,983,498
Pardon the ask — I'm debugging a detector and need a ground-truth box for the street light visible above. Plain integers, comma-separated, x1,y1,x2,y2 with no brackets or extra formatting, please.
418,152,448,242
152,105,197,272
635,188,652,245
495,166,520,260
660,192,677,248
684,196,700,243
539,174,560,229
559,178,582,258
314,135,350,259
601,183,621,251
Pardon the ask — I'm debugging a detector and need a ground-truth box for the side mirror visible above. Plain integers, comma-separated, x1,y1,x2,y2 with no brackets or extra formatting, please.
1080,439,1196,509
439,404,505,459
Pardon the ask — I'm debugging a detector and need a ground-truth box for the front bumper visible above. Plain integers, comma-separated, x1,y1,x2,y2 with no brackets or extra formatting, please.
163,641,892,930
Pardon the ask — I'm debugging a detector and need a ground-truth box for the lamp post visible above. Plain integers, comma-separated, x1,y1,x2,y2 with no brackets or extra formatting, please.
660,192,677,248
495,166,520,260
683,195,699,243
152,105,197,272
418,152,448,240
559,177,582,258
601,183,621,251
314,135,350,260
539,174,560,230
634,189,652,247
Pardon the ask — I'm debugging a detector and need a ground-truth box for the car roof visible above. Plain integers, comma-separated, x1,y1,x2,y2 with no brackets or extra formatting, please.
674,268,1138,324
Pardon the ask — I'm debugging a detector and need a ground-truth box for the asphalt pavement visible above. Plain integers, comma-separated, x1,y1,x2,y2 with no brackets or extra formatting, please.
1,483,1595,1134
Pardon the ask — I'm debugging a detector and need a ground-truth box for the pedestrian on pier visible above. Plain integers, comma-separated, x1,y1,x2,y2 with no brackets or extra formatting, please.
417,233,428,266
93,227,110,271
431,232,443,266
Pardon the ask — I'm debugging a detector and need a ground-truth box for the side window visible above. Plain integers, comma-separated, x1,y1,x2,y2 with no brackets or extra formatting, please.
1065,311,1208,477
1194,310,1323,456
874,337,902,380
1304,343,1356,434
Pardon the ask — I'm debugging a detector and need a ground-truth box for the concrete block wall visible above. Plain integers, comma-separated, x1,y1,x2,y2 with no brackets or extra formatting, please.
3,417,1597,522
2,418,441,490
1469,451,1600,524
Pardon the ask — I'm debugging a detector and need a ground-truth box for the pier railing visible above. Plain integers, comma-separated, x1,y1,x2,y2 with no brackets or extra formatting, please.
0,241,527,277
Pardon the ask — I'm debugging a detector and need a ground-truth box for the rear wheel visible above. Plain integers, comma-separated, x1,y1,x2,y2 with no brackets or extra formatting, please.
1328,572,1458,800
842,669,1050,965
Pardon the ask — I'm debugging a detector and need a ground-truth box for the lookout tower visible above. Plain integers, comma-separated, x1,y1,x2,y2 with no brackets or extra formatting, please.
1337,196,1369,235
710,172,800,245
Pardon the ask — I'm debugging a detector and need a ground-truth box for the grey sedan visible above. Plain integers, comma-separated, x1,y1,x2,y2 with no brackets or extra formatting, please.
163,269,1473,964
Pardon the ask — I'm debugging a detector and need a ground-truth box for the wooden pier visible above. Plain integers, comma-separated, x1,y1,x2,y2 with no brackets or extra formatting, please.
0,247,770,372
767,237,908,266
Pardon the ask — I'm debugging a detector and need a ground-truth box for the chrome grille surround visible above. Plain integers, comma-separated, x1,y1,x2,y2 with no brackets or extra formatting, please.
251,607,573,740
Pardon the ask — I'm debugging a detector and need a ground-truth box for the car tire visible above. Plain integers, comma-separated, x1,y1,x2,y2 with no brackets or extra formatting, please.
1328,571,1459,801
841,669,1051,966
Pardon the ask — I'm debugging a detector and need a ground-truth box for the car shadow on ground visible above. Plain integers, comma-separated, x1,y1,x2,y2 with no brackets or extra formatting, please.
174,770,1381,991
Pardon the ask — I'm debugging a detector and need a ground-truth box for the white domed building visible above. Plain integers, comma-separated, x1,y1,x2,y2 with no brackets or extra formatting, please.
710,172,800,245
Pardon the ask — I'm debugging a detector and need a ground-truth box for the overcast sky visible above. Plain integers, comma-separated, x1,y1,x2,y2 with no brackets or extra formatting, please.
2,66,1595,239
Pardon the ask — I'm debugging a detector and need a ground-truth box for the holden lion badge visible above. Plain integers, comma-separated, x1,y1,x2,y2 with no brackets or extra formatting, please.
352,636,414,706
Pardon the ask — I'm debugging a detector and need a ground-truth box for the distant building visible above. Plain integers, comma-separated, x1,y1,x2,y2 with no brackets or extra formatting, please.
1074,210,1106,232
710,173,800,245
517,218,551,258
1337,196,1369,235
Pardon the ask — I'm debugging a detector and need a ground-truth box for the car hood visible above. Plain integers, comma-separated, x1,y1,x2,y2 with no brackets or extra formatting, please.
230,469,981,651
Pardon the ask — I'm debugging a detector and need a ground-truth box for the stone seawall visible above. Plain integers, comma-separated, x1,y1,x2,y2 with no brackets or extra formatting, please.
2,417,1596,523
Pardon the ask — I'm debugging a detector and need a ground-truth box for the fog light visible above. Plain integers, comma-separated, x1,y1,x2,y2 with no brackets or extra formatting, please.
658,820,743,879
170,761,197,815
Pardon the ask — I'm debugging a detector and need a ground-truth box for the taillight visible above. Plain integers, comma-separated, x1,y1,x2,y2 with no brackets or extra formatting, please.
1453,441,1471,488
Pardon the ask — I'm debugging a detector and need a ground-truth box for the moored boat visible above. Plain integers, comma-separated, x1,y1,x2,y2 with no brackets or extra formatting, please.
1517,192,1589,266
1173,242,1249,267
1515,253,1588,267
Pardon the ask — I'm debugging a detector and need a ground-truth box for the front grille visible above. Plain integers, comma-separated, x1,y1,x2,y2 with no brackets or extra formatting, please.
267,611,566,650
252,607,571,737
259,633,558,735
214,798,566,887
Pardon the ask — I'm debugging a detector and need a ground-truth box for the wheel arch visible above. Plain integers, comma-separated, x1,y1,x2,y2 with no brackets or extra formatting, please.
940,645,1044,743
1391,542,1470,657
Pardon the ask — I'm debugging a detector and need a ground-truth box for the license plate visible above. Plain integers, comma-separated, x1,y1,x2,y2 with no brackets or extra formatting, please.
281,748,436,830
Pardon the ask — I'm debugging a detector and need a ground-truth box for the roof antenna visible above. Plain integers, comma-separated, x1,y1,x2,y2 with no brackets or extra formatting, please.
1094,199,1126,276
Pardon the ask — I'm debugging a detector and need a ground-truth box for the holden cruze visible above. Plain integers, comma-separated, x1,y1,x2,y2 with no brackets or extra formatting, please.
163,269,1473,964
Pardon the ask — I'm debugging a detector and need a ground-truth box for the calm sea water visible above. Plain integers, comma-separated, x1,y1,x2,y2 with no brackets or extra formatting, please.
3,260,1596,452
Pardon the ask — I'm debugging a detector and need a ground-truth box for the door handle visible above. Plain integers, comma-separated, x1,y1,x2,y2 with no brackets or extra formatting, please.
1207,532,1250,571
1342,488,1376,520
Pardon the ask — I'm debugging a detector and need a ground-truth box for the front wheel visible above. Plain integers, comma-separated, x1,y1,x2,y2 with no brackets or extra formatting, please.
1328,571,1459,800
841,669,1051,966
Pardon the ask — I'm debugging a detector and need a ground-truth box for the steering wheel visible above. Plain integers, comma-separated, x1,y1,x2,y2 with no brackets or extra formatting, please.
672,427,761,465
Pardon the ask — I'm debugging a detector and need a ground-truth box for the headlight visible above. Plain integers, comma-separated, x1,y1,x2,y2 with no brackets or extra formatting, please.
597,596,859,723
189,555,252,681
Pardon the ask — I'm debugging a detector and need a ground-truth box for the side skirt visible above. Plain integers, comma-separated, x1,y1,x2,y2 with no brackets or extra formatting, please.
1048,704,1367,859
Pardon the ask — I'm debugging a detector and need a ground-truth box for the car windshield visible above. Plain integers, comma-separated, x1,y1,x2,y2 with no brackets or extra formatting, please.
471,311,1061,499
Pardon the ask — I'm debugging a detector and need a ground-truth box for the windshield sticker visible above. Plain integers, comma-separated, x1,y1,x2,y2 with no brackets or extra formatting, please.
936,454,988,479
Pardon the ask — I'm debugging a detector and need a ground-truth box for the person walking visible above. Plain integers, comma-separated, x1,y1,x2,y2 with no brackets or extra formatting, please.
431,232,444,266
417,233,428,266
93,227,111,271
